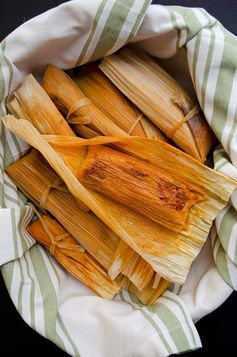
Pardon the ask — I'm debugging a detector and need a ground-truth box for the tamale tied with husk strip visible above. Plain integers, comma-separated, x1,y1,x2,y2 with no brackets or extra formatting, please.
99,46,216,162
27,214,120,299
3,114,236,285
42,64,129,138
72,62,166,141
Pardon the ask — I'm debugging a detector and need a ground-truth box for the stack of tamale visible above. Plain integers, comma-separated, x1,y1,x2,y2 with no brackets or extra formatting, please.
3,47,236,305
6,149,169,304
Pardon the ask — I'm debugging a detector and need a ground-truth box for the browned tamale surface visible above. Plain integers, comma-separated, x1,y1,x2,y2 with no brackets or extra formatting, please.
77,145,204,232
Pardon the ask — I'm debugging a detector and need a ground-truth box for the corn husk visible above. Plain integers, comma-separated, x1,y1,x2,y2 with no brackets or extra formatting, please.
117,275,170,306
27,214,119,299
128,257,155,291
109,240,154,291
4,115,236,284
7,74,88,189
73,62,166,141
7,74,75,136
99,46,216,162
42,64,129,138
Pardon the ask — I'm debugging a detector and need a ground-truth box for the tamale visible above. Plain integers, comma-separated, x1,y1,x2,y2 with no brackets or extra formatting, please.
4,115,236,284
27,214,119,299
73,62,166,141
42,64,129,138
99,46,216,162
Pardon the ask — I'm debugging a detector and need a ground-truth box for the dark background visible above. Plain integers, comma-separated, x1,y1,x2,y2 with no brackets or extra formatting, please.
0,0,236,356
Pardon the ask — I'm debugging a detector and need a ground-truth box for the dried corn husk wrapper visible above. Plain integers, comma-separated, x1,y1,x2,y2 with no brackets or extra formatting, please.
1,2,237,357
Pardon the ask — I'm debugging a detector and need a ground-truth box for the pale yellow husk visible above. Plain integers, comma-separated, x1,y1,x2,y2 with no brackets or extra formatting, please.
7,74,75,136
99,46,216,162
108,240,154,291
117,275,170,306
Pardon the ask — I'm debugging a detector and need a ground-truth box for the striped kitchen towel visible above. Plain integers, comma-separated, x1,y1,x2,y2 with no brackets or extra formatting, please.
0,1,236,355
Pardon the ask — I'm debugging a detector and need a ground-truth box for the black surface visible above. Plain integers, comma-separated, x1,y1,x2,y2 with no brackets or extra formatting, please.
0,0,236,356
